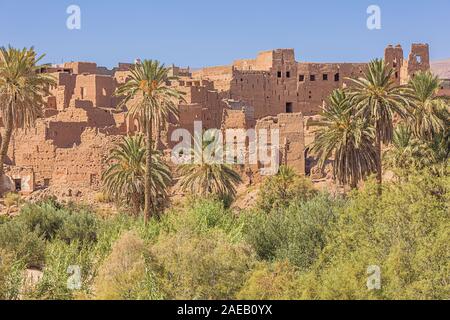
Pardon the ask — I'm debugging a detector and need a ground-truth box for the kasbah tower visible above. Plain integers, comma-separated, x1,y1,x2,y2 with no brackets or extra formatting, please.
0,44,432,197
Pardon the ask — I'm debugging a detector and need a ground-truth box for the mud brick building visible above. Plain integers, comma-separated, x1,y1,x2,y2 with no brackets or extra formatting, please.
1,44,432,194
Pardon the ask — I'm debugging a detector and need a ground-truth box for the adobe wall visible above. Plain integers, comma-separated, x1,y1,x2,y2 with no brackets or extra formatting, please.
193,44,429,120
3,43,432,195
255,112,305,176
63,62,98,75
1,166,35,194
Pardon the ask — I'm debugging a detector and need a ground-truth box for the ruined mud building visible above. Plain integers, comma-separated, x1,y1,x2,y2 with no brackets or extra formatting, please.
3,44,431,194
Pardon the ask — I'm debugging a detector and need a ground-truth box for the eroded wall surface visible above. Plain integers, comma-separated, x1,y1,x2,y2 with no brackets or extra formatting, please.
3,44,433,193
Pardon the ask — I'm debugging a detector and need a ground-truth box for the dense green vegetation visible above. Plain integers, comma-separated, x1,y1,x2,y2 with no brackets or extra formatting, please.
0,168,448,300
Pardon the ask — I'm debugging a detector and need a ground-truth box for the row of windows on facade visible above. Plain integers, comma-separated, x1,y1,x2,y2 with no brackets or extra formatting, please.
278,71,340,82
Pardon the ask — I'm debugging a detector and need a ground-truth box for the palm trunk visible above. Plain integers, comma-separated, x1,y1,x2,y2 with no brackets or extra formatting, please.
0,107,13,178
375,127,383,194
144,116,153,224
131,193,141,217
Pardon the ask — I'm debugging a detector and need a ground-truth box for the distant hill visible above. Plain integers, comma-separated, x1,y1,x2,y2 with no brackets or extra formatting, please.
431,59,450,79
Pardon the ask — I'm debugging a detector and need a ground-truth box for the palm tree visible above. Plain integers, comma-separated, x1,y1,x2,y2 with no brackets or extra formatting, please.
0,47,55,179
347,59,410,186
384,124,436,173
407,71,449,140
311,89,377,189
178,134,242,200
102,135,171,216
115,60,183,223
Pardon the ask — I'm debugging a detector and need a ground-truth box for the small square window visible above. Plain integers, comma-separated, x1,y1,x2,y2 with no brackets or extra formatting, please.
310,75,316,81
277,71,282,78
323,74,328,81
299,75,305,82
286,71,291,78
334,73,340,82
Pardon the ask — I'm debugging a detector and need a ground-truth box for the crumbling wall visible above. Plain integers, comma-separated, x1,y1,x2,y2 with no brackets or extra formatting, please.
255,113,305,176
52,129,120,189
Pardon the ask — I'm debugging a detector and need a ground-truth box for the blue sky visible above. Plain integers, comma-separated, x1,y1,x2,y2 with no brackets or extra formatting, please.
1,0,449,68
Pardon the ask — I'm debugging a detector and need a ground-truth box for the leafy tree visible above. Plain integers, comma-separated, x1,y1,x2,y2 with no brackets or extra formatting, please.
312,90,377,188
247,194,340,269
237,261,301,300
256,166,317,212
149,229,255,300
297,172,450,300
115,60,183,223
102,135,171,216
0,47,55,178
347,59,410,186
94,231,162,300
0,220,46,268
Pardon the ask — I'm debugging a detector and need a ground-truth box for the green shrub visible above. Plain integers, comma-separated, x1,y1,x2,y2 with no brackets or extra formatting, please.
160,198,245,243
57,211,98,244
94,231,161,300
17,202,65,241
297,173,450,300
0,221,46,268
237,261,301,300
4,192,22,208
25,240,94,300
245,194,341,270
149,229,255,300
0,249,25,300
256,167,317,213
17,201,99,244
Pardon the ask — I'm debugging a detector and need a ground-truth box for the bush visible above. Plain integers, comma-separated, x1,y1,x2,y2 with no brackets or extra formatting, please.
245,194,341,270
297,173,450,300
17,202,65,241
160,198,245,242
149,229,255,300
0,249,25,300
94,231,161,300
257,167,317,213
237,261,301,300
0,220,46,268
25,240,96,300
4,192,22,208
57,211,99,244
94,192,109,204
17,201,99,244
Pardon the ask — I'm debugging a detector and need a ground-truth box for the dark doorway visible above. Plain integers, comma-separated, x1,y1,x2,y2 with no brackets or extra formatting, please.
14,179,22,192
286,102,293,113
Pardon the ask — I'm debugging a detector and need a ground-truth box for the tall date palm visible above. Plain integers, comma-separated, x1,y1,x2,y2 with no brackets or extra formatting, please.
102,135,171,216
115,60,183,223
407,71,449,140
0,46,55,179
312,90,377,189
347,59,410,186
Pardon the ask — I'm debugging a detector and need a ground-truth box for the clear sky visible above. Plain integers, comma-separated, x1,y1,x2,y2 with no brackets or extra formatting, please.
1,0,449,68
